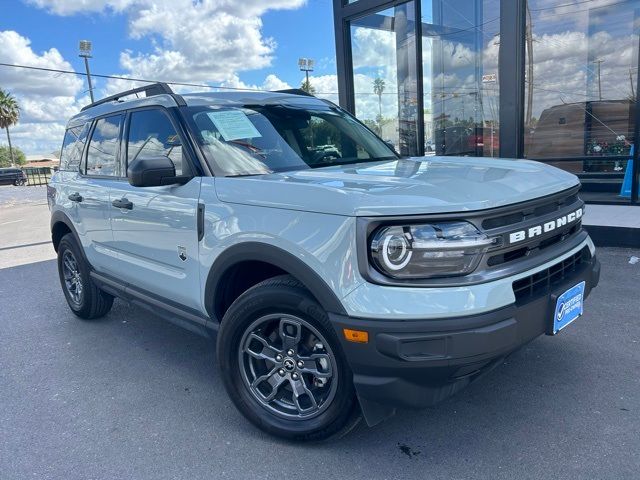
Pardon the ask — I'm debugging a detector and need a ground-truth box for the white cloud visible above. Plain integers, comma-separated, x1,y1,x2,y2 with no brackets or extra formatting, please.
217,73,291,92
524,30,637,118
262,74,292,92
0,30,86,154
7,0,308,153
32,0,306,84
0,30,83,97
10,122,67,155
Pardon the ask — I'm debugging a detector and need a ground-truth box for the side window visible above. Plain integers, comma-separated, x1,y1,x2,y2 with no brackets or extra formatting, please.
60,124,89,171
86,115,123,177
127,109,187,175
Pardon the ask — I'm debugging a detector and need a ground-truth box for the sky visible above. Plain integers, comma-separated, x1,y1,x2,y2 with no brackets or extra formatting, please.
0,0,338,154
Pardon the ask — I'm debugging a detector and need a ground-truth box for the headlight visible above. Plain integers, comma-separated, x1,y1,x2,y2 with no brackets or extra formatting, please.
370,222,495,279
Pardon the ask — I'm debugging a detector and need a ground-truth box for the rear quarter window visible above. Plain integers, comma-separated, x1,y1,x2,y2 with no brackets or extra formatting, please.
60,124,89,171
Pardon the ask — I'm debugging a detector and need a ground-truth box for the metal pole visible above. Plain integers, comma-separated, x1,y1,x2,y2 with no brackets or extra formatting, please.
83,56,95,103
593,59,603,101
305,70,309,89
499,0,527,159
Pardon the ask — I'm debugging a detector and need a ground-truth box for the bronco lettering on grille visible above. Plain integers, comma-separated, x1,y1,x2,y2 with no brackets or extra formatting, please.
508,208,582,244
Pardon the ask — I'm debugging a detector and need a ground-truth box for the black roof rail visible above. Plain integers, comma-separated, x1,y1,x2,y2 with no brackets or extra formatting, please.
273,88,314,97
80,82,176,112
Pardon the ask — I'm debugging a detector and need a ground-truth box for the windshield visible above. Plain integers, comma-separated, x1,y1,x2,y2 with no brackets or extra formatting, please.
186,103,398,176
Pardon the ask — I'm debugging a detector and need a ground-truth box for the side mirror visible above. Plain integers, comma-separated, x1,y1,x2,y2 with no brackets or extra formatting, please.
127,156,188,187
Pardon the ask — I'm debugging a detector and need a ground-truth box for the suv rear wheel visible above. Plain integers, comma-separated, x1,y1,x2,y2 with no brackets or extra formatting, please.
57,233,114,319
217,275,360,441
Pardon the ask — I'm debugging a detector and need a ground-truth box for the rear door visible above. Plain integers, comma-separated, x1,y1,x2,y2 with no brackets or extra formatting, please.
59,115,124,271
107,107,202,311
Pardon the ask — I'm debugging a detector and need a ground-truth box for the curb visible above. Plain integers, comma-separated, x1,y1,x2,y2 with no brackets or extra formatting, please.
584,225,640,249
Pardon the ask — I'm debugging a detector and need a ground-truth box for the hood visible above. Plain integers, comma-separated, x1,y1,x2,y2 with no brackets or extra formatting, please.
214,156,580,216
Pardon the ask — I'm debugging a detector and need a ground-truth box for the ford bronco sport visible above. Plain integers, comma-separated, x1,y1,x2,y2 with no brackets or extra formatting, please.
49,83,600,441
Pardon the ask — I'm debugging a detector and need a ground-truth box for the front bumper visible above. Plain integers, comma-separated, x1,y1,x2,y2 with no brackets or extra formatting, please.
330,250,600,425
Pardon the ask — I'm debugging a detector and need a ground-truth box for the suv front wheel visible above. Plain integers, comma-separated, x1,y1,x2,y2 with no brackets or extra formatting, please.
217,275,360,441
57,233,114,319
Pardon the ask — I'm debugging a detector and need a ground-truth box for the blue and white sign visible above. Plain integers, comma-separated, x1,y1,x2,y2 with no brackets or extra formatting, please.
553,281,586,334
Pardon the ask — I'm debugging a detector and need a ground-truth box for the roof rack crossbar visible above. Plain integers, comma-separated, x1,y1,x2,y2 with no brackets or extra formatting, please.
81,82,175,112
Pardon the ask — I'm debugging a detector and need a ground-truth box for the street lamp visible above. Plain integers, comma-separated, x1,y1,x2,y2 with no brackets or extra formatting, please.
79,40,95,103
298,57,314,92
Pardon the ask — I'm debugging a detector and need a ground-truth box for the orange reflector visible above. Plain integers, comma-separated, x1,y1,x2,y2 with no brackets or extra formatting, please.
343,328,369,343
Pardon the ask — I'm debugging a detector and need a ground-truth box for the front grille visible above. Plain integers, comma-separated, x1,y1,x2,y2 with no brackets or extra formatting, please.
486,222,582,267
481,193,579,231
476,187,584,270
512,247,590,302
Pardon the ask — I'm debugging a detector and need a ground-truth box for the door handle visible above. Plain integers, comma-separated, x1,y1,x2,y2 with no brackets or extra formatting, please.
112,198,134,210
68,192,83,203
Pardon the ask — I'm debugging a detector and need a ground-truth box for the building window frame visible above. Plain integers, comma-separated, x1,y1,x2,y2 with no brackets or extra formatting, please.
333,0,640,204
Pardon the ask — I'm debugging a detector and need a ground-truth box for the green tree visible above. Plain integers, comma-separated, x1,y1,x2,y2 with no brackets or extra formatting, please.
0,89,20,166
0,145,26,167
301,79,316,95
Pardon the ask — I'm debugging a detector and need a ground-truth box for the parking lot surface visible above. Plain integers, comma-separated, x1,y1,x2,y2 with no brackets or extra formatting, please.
1,192,639,480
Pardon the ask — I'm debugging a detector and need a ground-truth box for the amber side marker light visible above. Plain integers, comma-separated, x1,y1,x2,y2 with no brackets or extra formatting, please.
343,328,369,343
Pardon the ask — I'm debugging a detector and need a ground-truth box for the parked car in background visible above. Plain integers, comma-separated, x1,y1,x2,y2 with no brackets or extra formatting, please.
50,83,599,441
0,167,27,186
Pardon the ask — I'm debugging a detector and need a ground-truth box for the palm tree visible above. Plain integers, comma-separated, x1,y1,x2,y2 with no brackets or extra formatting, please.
373,77,385,134
0,89,20,166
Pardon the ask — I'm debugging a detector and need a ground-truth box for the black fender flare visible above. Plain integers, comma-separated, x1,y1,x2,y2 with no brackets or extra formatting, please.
50,210,83,255
204,242,348,320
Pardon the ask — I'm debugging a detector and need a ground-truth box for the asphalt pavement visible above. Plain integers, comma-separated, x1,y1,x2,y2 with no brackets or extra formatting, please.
1,188,639,480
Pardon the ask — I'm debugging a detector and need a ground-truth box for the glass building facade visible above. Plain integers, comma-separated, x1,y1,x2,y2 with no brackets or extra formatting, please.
333,0,640,204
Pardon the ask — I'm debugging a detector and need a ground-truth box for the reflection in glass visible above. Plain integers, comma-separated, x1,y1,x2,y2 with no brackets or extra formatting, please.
128,109,186,175
422,0,500,157
350,3,421,156
86,115,123,177
525,0,640,183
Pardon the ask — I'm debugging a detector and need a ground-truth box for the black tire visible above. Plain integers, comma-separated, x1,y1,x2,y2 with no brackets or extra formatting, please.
217,275,361,441
57,233,113,319
13,179,26,186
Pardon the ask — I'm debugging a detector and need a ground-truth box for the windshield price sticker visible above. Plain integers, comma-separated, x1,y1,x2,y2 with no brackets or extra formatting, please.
207,110,262,141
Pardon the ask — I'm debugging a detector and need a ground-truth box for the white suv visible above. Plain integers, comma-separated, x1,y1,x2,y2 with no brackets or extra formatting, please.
49,83,600,440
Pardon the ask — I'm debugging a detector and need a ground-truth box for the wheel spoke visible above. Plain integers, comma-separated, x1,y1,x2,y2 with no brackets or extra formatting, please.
279,317,302,350
251,368,287,402
297,353,333,379
289,376,318,415
243,332,279,364
63,256,75,273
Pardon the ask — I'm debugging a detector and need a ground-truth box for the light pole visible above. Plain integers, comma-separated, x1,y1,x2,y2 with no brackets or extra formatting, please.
79,40,95,103
298,58,314,93
592,58,604,101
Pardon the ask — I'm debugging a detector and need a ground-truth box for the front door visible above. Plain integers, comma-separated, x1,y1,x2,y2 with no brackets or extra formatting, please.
106,107,202,311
